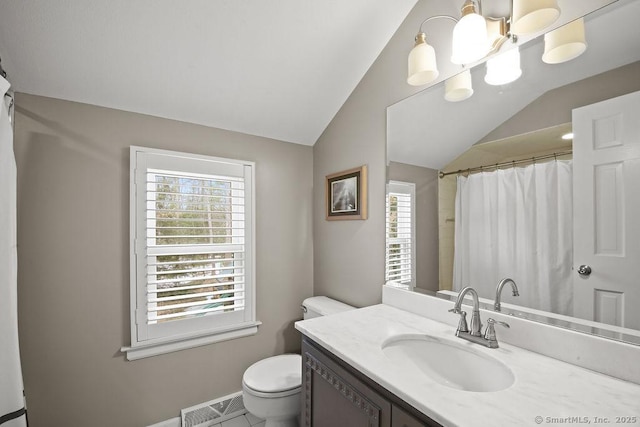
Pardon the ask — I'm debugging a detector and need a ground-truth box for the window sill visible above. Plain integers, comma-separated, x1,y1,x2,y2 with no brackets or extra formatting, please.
121,321,262,361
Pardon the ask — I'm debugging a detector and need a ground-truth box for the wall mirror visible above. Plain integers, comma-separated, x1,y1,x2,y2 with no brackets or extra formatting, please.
385,0,640,345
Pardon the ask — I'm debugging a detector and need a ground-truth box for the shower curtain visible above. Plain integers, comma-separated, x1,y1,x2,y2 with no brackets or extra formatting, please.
453,160,573,315
0,77,27,426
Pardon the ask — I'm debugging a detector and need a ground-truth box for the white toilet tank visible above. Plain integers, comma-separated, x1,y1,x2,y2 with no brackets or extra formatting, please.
301,296,355,319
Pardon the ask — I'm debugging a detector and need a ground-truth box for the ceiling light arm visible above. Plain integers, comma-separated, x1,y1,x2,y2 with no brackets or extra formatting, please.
418,15,459,34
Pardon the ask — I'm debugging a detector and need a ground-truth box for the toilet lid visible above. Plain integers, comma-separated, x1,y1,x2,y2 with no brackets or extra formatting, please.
243,354,302,393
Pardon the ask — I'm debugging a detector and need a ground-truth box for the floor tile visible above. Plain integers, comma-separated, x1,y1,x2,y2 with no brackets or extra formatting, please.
252,422,265,427
220,414,251,427
245,412,264,425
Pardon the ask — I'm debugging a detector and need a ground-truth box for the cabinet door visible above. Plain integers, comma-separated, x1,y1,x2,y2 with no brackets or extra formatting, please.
392,404,427,427
302,340,391,427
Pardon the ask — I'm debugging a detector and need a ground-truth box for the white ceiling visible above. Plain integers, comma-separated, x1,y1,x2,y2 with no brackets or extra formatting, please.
0,0,417,146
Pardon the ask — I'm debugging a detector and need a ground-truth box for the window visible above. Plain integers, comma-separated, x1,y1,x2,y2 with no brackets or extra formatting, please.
385,181,415,291
123,146,259,360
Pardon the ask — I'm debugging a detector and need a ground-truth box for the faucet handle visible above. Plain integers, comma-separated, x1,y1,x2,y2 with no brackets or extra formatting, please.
487,318,510,328
484,318,510,344
450,309,469,334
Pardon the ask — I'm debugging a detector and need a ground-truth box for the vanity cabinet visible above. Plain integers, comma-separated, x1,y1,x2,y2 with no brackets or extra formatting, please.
302,337,441,427
391,405,430,427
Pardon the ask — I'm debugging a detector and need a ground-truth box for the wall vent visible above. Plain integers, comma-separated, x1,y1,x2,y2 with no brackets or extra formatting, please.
181,391,246,427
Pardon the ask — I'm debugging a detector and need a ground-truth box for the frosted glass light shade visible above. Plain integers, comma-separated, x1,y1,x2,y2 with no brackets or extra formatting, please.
407,33,439,86
512,0,560,35
451,13,489,65
445,69,474,102
542,18,587,64
485,48,522,85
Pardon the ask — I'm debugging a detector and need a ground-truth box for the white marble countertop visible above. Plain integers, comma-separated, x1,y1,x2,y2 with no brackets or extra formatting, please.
295,304,640,427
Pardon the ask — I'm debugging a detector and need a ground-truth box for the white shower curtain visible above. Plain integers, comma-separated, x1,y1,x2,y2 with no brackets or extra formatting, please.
453,160,573,315
0,78,27,426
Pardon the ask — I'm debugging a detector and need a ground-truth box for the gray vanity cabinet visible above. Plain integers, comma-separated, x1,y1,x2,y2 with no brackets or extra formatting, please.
391,405,430,427
302,337,441,427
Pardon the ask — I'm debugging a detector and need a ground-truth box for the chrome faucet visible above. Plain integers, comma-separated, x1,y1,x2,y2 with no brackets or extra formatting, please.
494,278,519,312
449,286,510,348
449,287,482,336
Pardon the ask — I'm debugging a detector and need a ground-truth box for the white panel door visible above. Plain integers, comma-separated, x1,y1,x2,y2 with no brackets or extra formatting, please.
572,90,640,330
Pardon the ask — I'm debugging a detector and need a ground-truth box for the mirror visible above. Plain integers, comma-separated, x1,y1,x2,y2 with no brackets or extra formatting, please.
386,0,640,344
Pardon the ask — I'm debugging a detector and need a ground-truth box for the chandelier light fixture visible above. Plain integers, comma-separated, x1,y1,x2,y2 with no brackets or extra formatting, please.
407,1,507,87
407,32,439,86
542,18,587,64
511,0,561,35
407,0,588,101
451,1,490,65
484,47,522,85
445,69,474,102
407,15,458,86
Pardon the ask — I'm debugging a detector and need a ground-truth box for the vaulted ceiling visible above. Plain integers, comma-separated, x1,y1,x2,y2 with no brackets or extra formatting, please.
0,0,417,145
2,0,637,155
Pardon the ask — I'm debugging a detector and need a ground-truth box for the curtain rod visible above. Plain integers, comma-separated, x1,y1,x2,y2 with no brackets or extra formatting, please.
438,150,573,178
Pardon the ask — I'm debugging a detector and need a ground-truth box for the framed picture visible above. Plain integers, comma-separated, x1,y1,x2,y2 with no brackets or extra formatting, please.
326,165,368,220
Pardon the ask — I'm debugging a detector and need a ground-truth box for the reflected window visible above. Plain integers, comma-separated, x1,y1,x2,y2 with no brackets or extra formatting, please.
385,181,416,290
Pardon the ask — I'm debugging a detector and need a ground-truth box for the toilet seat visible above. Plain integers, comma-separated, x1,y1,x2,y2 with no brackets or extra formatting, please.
243,382,301,399
242,354,302,398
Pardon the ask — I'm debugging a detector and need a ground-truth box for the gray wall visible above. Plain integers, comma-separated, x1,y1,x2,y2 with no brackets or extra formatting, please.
312,4,640,308
387,162,439,293
14,93,313,427
479,61,640,143
312,1,443,306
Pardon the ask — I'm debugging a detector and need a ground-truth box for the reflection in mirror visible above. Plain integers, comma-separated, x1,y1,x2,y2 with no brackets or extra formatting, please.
403,0,616,95
385,166,438,292
386,0,640,344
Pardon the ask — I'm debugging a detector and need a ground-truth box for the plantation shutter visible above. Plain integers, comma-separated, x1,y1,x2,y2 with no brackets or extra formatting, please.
133,149,254,342
385,181,415,290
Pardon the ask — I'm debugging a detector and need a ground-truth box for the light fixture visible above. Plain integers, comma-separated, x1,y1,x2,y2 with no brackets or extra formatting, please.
407,15,459,87
511,0,561,35
451,1,490,65
406,0,580,98
542,18,587,64
562,132,574,140
407,1,509,88
407,33,439,86
445,69,474,102
485,47,522,85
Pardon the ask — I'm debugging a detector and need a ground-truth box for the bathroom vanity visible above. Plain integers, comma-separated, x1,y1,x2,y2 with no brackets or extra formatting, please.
295,287,640,426
302,337,439,427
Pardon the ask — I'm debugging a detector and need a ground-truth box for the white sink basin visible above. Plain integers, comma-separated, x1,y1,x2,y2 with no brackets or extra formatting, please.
381,334,515,392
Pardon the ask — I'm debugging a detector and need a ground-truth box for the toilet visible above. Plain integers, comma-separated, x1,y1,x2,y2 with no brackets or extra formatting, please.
242,296,355,427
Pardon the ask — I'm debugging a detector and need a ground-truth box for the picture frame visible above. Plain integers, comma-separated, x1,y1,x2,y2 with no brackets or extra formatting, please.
325,165,368,220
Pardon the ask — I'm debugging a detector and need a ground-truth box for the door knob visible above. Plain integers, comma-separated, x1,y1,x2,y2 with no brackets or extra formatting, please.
577,265,592,276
